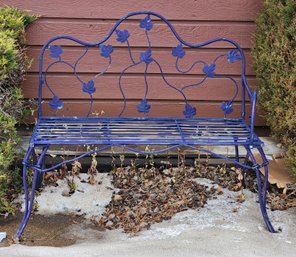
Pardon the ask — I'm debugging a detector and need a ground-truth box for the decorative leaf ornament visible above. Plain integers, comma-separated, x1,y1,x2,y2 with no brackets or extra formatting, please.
100,44,113,58
49,45,63,58
221,101,234,115
202,64,216,77
183,103,196,118
82,80,96,95
139,16,153,31
172,44,186,58
116,29,130,43
140,49,152,64
137,99,151,113
227,50,241,63
49,95,63,110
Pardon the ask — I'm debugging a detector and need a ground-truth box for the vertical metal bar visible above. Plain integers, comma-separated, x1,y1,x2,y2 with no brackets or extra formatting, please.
175,120,185,143
32,147,43,189
235,145,239,167
257,147,269,203
250,89,257,144
37,45,48,118
106,120,111,143
241,151,250,188
234,136,239,166
241,78,246,119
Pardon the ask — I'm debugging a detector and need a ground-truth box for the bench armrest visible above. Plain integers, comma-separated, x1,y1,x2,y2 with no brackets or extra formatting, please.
250,89,257,143
242,75,257,142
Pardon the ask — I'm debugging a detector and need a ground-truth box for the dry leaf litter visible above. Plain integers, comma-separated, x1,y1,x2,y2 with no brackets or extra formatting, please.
41,154,295,235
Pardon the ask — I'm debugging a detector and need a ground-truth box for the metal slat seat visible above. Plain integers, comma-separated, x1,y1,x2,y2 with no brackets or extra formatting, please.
32,116,259,146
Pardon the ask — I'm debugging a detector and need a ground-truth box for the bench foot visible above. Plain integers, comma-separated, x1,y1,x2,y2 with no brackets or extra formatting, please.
246,146,276,233
14,146,48,240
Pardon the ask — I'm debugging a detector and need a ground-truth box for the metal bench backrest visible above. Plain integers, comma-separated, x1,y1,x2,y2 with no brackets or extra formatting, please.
37,11,253,121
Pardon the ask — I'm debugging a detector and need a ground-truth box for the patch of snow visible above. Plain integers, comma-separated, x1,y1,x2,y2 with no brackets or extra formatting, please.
268,207,296,242
0,232,6,242
18,173,114,219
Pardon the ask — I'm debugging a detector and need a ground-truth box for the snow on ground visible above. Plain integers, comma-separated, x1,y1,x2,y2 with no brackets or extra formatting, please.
19,173,115,219
4,175,296,257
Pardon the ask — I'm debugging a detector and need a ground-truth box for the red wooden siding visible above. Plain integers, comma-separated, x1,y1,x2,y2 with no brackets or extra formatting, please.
1,0,264,124
1,0,262,21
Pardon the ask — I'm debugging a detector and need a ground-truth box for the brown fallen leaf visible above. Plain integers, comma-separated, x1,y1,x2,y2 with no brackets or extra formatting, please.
113,194,123,201
236,192,245,203
232,208,238,213
216,185,223,195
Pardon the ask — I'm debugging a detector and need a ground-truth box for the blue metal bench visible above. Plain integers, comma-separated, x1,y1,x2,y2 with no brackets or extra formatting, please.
15,11,276,239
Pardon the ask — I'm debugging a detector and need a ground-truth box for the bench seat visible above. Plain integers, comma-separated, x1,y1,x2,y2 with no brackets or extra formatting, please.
32,116,261,146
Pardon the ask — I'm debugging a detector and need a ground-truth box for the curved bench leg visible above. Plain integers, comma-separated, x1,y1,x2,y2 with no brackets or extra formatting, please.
257,147,269,204
14,147,33,240
246,146,276,233
15,168,40,240
14,146,48,240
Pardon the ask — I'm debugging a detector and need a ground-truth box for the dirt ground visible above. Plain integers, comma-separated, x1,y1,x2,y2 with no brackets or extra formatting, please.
0,212,102,247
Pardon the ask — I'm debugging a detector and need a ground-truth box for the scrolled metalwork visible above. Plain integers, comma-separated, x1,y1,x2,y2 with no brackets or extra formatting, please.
39,11,250,120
